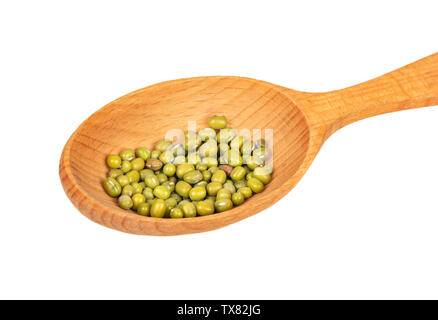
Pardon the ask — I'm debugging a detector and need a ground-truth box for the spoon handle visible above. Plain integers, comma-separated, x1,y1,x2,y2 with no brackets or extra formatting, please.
305,52,438,135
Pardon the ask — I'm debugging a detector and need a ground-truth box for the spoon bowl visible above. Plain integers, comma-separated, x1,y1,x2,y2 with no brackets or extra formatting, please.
60,53,438,235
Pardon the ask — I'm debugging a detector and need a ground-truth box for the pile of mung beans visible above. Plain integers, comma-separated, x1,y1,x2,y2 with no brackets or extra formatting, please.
102,115,272,218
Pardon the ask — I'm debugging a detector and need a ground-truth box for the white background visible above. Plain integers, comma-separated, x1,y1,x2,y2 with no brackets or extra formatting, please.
1,0,437,299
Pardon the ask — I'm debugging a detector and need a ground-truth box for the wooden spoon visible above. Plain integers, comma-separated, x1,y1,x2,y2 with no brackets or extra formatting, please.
60,53,438,236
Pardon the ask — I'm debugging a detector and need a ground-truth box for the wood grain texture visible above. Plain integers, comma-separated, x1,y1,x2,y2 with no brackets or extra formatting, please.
60,53,438,235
